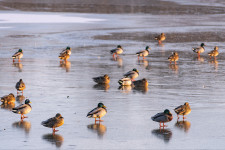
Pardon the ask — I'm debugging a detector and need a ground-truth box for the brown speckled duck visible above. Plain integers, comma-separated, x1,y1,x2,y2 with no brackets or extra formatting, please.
174,102,191,120
168,52,179,64
155,33,166,44
132,78,148,87
1,93,15,104
93,74,110,84
208,46,219,60
15,79,26,95
42,113,64,133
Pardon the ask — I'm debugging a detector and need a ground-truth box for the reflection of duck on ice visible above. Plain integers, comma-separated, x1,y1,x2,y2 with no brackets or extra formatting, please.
151,128,172,143
42,133,64,148
175,120,191,133
12,120,31,134
87,123,107,138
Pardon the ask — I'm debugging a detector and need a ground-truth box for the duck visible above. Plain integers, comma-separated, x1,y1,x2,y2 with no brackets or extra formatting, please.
12,49,23,62
93,74,110,84
110,45,123,58
118,77,132,86
12,99,32,120
132,78,148,87
151,109,173,128
59,51,70,62
123,68,139,81
42,113,64,133
155,33,166,44
87,103,107,123
60,46,71,56
174,102,191,120
168,52,179,64
208,46,219,60
15,79,26,95
192,43,205,57
136,46,150,60
1,93,15,104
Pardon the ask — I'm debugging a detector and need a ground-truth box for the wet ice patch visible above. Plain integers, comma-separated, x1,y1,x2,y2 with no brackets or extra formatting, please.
0,12,105,23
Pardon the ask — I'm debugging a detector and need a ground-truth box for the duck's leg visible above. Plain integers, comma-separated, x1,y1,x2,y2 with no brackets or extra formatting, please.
19,59,21,62
53,128,59,133
214,56,217,60
143,56,145,60
138,56,139,60
21,114,24,120
209,56,211,59
23,114,28,118
22,90,23,95
182,115,186,120
175,61,177,65
177,114,179,120
99,117,104,122
170,61,172,64
163,122,167,127
13,59,15,62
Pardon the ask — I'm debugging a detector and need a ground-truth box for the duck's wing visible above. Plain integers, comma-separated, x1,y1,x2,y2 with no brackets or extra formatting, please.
15,82,20,89
60,49,67,55
136,50,145,55
87,107,102,117
93,76,104,83
41,117,57,128
155,35,160,40
12,52,22,58
168,54,174,60
151,112,166,122
12,104,28,113
110,48,118,54
123,71,133,77
174,105,185,114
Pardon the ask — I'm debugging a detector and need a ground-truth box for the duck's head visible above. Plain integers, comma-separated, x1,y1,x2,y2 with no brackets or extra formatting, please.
117,45,122,48
201,43,205,47
214,46,219,50
19,79,23,82
18,49,23,52
184,102,189,106
145,46,150,50
133,68,139,73
174,52,178,55
164,109,172,115
98,102,106,109
142,78,147,82
104,74,110,79
25,99,31,104
9,93,15,97
56,113,63,118
161,33,165,36
66,46,71,50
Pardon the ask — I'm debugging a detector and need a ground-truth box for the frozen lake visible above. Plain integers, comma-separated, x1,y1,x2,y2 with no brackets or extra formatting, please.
0,1,225,149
